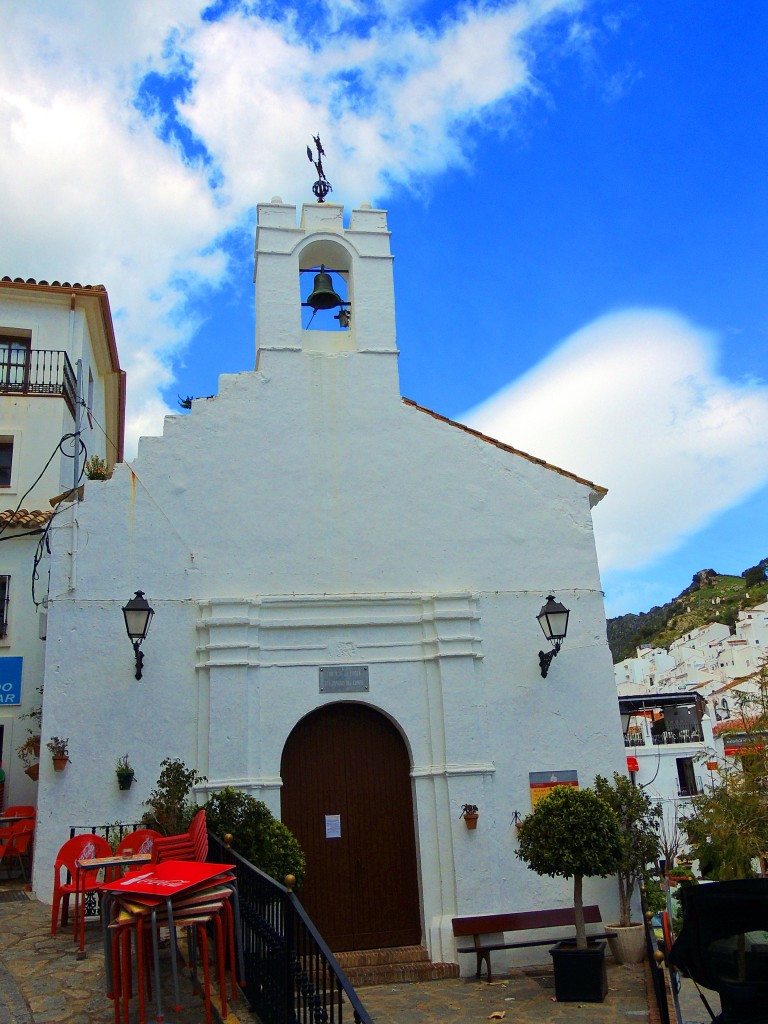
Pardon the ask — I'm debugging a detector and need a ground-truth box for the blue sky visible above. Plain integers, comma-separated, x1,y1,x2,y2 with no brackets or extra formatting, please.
1,1,766,617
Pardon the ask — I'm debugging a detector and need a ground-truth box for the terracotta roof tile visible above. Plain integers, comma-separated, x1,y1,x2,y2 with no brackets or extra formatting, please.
402,398,607,497
0,276,106,291
0,508,53,529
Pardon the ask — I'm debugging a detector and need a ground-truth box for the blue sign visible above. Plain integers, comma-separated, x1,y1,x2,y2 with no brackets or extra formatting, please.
0,658,23,705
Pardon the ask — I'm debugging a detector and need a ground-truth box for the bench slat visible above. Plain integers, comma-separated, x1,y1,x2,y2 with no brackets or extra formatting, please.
451,905,603,937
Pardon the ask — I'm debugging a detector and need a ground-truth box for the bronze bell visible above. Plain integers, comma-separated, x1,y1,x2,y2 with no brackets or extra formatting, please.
307,265,343,310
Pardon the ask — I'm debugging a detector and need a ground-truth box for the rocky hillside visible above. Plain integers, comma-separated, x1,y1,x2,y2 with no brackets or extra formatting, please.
607,561,768,663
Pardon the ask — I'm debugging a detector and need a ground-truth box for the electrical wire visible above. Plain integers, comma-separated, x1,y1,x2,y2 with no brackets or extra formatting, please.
0,431,86,545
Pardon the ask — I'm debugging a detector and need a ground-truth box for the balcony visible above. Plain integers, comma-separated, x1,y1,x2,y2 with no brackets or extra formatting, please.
0,349,77,417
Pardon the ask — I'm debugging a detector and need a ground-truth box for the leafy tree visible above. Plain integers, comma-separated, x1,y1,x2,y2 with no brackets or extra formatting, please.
516,786,622,948
204,787,306,888
682,663,768,879
743,563,768,588
143,758,207,835
594,772,661,926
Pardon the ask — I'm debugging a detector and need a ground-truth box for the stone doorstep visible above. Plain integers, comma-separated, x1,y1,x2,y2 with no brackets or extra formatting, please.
336,945,432,969
336,947,460,987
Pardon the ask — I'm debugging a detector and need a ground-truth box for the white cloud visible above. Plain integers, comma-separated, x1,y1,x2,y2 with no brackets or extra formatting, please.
0,0,578,452
462,310,768,572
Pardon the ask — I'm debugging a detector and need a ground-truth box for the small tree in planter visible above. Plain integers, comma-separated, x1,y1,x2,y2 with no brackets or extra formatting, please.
594,772,661,927
516,786,622,948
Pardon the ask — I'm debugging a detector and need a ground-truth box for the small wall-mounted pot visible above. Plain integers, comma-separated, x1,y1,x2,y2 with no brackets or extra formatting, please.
24,764,40,781
52,756,69,772
117,771,135,791
460,804,479,829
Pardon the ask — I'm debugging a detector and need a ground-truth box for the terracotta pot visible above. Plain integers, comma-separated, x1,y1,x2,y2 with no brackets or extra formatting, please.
52,755,69,772
32,737,41,758
24,764,40,781
607,923,646,964
463,814,479,830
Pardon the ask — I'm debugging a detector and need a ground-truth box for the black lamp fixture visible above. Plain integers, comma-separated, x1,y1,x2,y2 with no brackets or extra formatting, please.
122,590,154,680
536,594,570,678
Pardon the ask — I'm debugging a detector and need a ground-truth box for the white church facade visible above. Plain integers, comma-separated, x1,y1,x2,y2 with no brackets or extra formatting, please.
33,200,627,968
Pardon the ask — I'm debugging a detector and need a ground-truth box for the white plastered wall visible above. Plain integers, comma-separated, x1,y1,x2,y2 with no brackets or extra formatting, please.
34,203,626,970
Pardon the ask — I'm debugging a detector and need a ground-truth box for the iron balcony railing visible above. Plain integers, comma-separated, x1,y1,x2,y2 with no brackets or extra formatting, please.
208,832,372,1024
624,729,703,748
0,349,77,417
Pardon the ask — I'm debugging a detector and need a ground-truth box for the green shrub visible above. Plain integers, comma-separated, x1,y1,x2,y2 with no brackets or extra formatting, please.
143,758,207,835
204,787,306,888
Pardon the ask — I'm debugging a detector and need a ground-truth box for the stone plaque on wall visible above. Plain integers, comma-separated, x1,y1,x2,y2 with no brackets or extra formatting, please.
319,665,369,693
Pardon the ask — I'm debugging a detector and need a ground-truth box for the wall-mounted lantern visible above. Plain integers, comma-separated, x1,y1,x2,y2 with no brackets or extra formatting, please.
536,595,569,678
122,590,154,680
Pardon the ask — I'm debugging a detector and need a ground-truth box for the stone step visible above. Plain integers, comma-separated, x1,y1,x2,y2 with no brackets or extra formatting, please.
336,945,431,969
335,947,459,988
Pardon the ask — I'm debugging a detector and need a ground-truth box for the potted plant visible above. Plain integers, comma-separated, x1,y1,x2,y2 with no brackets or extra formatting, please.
115,753,135,790
516,785,622,1002
460,804,479,829
594,772,661,964
16,735,40,780
47,736,70,771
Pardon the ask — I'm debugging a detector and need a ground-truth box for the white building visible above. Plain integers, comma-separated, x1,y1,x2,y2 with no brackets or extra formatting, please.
34,200,626,970
0,278,123,810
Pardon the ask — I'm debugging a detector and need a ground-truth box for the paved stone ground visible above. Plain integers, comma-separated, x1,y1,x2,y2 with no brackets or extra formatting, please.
1,879,718,1024
361,963,652,1024
0,885,242,1024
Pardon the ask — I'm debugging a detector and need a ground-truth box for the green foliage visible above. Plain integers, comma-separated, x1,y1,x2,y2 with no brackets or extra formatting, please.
682,668,768,879
594,772,661,926
517,786,623,881
143,758,207,836
84,454,111,480
743,562,768,588
641,872,667,916
516,787,622,948
203,787,306,889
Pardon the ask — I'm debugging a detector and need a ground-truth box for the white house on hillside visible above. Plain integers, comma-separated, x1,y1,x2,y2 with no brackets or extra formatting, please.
33,199,626,971
0,278,124,810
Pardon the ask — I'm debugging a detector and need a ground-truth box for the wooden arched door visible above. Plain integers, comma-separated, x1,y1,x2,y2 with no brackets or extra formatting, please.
281,703,421,951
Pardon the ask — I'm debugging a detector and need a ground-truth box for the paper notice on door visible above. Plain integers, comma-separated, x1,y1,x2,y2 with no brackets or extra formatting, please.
325,814,341,839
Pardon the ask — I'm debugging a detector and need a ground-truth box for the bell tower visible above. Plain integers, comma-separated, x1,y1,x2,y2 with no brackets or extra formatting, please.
254,199,399,392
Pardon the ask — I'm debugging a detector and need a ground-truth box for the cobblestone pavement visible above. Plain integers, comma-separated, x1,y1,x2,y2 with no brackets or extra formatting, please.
0,885,243,1024
2,880,712,1024
361,962,652,1024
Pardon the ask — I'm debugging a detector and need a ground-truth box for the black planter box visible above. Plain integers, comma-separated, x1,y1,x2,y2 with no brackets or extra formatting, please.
549,940,608,1002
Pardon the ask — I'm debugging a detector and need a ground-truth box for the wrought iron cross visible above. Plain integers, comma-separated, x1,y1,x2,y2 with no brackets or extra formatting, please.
307,135,333,203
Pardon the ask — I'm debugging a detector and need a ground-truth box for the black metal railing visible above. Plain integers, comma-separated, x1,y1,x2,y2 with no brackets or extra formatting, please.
640,891,671,1024
208,832,372,1024
0,350,77,416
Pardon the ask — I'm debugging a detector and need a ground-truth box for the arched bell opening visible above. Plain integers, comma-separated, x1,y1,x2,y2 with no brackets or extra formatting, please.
298,238,353,332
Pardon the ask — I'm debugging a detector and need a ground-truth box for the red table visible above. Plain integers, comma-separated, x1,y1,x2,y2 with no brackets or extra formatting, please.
99,861,239,1020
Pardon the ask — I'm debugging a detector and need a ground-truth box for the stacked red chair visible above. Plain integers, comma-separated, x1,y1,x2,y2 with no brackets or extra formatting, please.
51,834,113,935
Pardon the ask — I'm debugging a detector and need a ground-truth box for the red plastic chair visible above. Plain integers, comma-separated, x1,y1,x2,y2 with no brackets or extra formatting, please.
1,805,35,819
115,829,161,858
51,833,113,936
151,809,207,863
0,820,35,882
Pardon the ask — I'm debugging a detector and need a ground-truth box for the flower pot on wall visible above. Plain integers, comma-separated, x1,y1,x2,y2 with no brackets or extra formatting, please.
463,813,478,830
607,923,646,964
117,771,135,791
549,941,608,1002
52,756,69,772
24,764,40,781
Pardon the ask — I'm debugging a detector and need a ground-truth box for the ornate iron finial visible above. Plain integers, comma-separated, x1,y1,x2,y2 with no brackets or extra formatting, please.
307,135,333,203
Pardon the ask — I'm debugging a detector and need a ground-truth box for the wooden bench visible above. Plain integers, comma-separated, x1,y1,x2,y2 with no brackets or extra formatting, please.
452,906,617,981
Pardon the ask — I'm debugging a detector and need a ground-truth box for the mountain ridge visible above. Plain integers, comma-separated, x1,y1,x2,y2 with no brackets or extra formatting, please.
606,560,768,663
